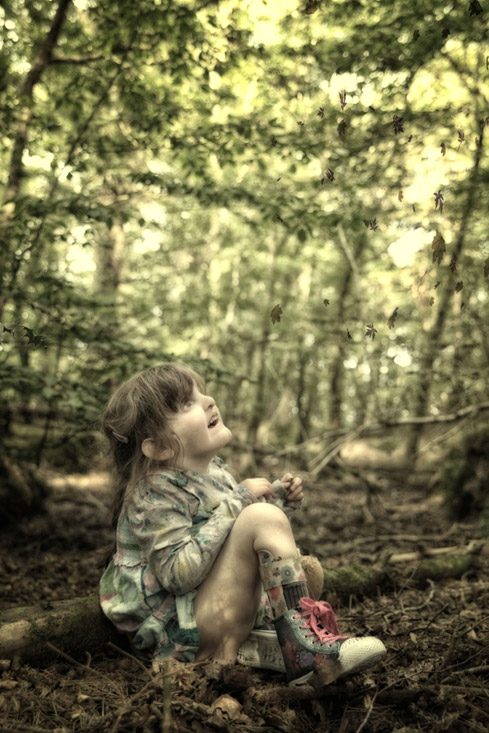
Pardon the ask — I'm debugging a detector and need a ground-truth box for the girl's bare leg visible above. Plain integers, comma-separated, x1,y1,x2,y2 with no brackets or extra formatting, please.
194,502,297,662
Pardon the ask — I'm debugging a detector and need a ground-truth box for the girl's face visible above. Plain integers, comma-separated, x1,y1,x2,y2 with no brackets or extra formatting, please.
168,382,232,472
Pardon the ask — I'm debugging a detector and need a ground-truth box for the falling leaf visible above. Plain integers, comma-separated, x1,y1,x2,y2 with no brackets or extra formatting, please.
270,304,283,324
337,119,347,139
304,0,319,13
398,190,404,202
297,120,305,128
23,326,48,348
326,168,335,181
317,107,324,119
365,323,377,340
271,136,278,147
429,296,435,306
431,232,446,264
393,115,404,134
434,190,444,212
458,130,465,144
412,29,420,41
363,218,379,231
449,257,457,273
455,281,463,292
275,215,284,222
434,281,440,289
441,142,446,156
469,0,484,15
339,91,347,110
387,307,399,329
346,329,352,340
441,27,450,38
484,257,489,278
323,299,330,306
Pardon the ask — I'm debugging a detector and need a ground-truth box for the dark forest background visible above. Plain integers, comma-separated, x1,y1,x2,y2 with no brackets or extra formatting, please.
1,0,489,527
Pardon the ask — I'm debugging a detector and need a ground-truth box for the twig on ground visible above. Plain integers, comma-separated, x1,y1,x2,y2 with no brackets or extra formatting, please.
44,642,97,673
107,641,153,680
162,659,172,733
355,692,378,733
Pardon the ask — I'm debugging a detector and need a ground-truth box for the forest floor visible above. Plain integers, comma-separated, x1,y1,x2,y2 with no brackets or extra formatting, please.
0,458,488,732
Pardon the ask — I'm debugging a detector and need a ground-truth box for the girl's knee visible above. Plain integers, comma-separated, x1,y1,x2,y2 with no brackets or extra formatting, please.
237,501,290,528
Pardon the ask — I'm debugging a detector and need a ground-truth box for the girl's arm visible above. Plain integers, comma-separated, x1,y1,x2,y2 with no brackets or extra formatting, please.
127,476,257,596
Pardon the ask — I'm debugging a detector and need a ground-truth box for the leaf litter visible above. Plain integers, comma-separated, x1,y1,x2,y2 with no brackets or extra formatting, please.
0,466,488,732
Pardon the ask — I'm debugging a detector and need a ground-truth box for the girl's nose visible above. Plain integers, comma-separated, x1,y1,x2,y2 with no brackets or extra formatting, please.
205,395,215,409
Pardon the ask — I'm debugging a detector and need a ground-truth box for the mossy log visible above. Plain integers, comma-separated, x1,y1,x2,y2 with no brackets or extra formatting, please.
321,564,387,602
0,596,121,664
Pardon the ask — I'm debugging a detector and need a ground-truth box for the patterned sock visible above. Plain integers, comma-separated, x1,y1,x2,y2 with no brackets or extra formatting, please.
258,552,307,618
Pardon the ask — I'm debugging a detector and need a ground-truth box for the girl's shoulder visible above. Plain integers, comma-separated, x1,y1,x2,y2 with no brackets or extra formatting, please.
139,468,191,492
134,459,237,499
209,457,238,489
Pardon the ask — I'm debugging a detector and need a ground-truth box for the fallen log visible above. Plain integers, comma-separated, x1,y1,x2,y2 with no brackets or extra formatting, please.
0,595,121,664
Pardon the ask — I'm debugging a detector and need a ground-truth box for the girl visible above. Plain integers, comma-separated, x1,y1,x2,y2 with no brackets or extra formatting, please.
100,363,385,686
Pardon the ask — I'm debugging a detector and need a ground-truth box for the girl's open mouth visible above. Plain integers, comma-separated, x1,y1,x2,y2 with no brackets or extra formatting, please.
208,415,219,428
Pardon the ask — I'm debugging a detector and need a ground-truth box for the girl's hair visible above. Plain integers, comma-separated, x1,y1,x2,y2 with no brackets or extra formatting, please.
102,363,205,531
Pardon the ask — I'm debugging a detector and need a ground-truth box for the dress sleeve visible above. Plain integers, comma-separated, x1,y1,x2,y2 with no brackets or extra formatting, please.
127,474,256,595
268,479,302,515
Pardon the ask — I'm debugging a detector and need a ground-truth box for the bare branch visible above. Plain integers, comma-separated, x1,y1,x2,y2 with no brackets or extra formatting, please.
50,54,104,65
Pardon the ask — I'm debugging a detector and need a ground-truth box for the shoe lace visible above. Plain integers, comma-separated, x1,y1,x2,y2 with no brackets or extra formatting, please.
294,598,348,647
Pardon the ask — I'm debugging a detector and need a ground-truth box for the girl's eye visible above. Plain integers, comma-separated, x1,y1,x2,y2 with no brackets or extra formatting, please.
183,400,193,409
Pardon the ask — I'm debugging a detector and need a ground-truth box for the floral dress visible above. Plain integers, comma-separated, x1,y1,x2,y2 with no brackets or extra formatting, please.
99,458,297,661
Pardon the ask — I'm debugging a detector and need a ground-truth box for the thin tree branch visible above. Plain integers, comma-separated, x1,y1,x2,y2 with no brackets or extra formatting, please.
0,0,72,319
3,0,72,205
50,54,104,65
3,27,139,308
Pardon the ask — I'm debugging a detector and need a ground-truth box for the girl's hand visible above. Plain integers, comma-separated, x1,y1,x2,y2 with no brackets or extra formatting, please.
241,478,275,500
281,473,304,504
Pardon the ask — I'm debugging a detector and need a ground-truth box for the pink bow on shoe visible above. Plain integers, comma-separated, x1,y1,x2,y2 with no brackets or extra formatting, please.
294,598,349,647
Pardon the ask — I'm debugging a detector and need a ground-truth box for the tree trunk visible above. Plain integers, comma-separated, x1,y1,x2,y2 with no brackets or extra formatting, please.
0,596,121,664
246,233,288,446
329,234,365,429
95,220,125,292
405,122,485,460
0,0,72,319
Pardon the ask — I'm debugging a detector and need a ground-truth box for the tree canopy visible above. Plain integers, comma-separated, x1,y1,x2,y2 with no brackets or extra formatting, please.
1,0,488,476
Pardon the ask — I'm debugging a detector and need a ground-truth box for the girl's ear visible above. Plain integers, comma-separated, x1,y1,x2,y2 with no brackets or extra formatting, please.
141,438,174,462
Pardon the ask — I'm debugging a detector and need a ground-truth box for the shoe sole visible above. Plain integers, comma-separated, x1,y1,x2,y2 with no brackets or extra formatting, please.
290,648,387,687
237,630,286,672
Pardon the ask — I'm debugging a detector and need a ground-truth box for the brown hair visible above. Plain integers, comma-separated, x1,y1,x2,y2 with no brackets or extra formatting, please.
102,363,205,532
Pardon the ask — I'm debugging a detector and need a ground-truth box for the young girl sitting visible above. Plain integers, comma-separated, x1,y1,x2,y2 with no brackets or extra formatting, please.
100,363,385,686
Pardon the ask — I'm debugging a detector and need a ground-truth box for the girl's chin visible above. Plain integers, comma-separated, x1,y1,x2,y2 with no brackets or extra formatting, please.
217,425,232,445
